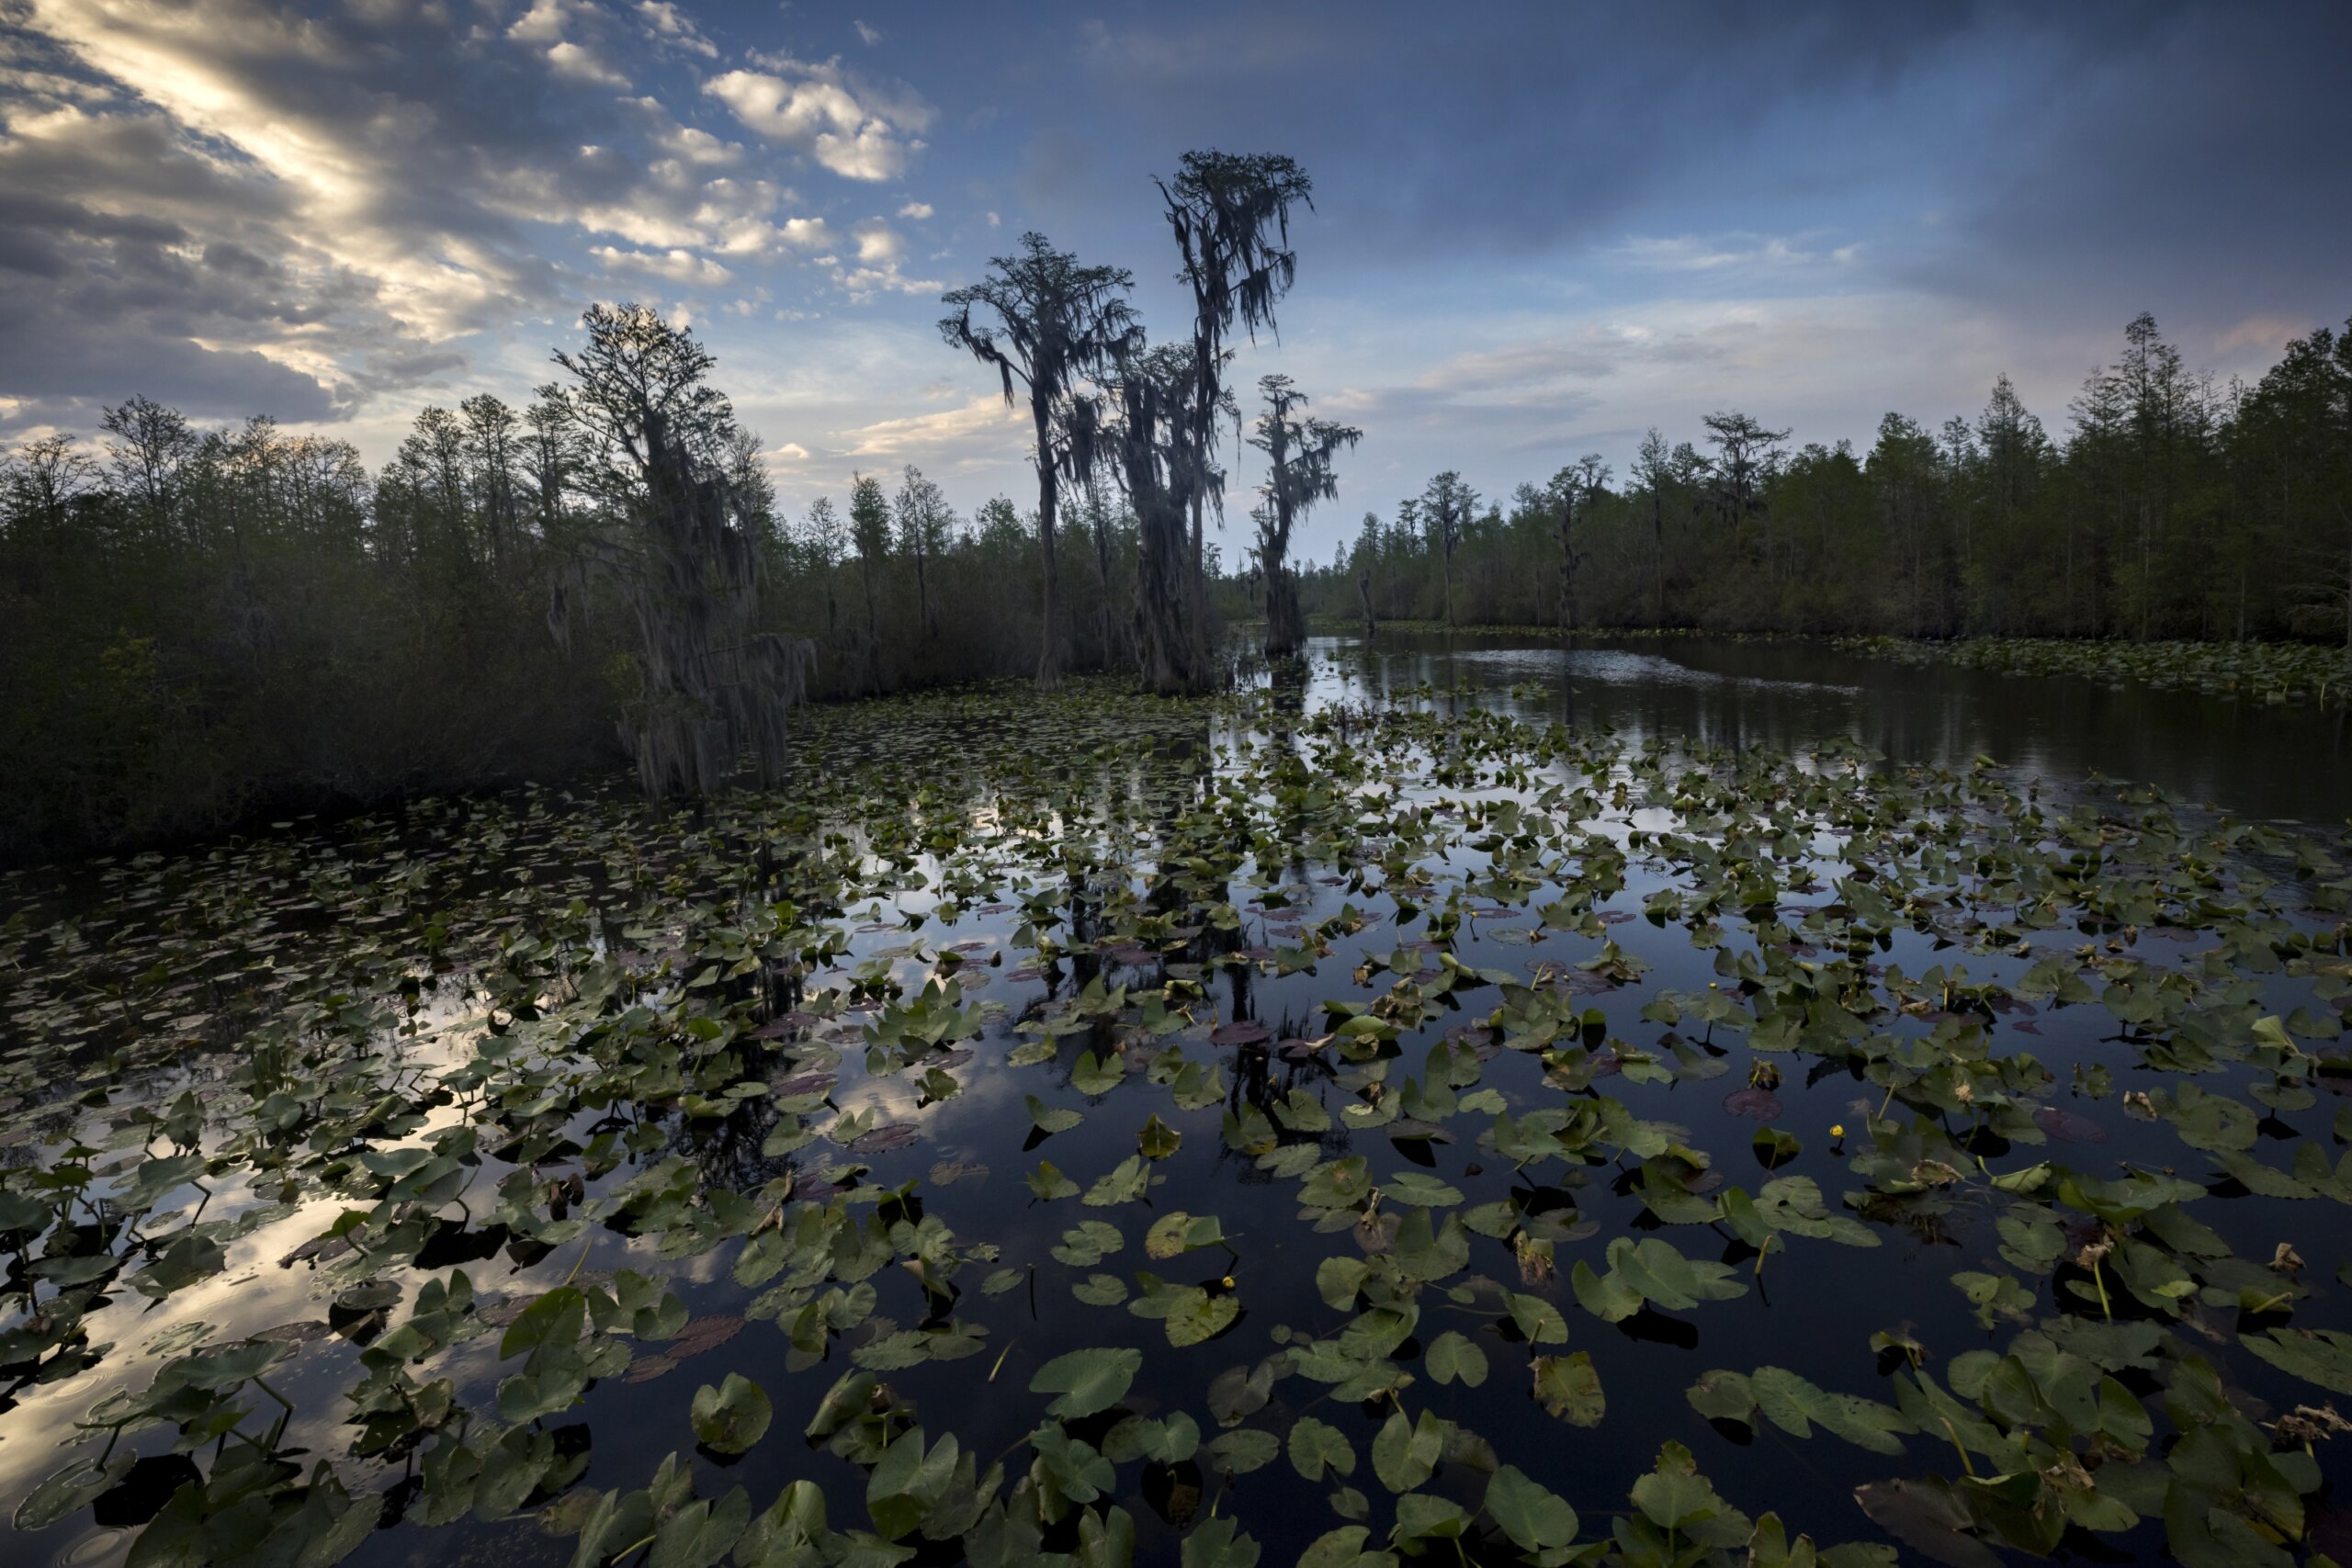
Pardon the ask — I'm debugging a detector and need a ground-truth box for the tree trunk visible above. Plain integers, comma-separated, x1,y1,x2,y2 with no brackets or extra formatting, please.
1091,501,1117,671
1652,497,1665,626
1263,567,1300,659
1558,502,1577,632
2139,499,2152,641
1263,497,1303,660
1136,492,1193,695
1035,405,1061,691
861,561,878,694
1358,569,1375,639
1187,489,1207,684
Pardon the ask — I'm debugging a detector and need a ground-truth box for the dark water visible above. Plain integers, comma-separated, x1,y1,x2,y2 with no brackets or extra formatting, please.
1316,630,2352,825
3,637,2346,1568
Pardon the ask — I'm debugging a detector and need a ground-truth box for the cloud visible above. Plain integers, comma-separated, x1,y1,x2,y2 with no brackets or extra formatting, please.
591,245,733,286
831,265,942,300
0,0,858,430
508,0,629,87
849,218,901,264
835,395,1020,458
704,57,930,182
1415,322,1739,398
898,200,933,220
635,1,718,59
1607,234,1832,274
854,21,883,47
505,0,571,46
545,39,628,88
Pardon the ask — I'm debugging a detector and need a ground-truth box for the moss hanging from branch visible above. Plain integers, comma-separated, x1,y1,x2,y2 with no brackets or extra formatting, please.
544,304,810,802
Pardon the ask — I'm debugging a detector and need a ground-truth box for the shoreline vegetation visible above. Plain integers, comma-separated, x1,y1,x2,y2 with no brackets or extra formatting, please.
1296,618,2352,709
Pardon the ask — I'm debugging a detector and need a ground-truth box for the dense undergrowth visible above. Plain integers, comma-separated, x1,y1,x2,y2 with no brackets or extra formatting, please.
1,674,2349,1567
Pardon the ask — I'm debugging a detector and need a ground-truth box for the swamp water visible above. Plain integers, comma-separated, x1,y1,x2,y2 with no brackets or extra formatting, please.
0,633,2347,1568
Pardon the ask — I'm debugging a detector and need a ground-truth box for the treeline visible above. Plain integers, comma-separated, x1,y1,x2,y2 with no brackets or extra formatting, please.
1279,313,2352,645
0,374,1154,863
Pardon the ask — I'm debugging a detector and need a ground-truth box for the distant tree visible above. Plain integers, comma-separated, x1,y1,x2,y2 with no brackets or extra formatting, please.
940,232,1140,689
974,495,1026,548
393,407,470,571
1159,151,1315,684
894,464,954,639
1869,412,1943,637
721,429,778,551
2109,313,2211,640
0,434,98,547
522,390,582,540
1542,455,1609,631
798,496,846,635
1248,373,1360,658
849,471,890,690
1977,375,2046,530
460,394,521,570
1073,469,1125,670
1419,470,1476,626
1701,411,1789,546
1631,429,1675,625
2246,321,2352,646
100,395,197,543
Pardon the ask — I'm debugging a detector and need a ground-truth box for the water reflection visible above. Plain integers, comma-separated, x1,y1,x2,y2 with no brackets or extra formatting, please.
1313,630,2352,822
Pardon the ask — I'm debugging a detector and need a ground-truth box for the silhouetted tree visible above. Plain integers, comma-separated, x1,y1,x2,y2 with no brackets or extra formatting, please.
543,303,808,800
1159,151,1314,685
894,464,953,639
1108,341,1208,695
940,233,1140,689
797,495,846,637
1540,455,1609,631
1420,470,1476,626
1248,373,1359,658
849,471,889,690
1702,411,1789,549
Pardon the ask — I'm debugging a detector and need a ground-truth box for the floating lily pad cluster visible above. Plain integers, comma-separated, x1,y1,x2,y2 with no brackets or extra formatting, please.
0,668,2347,1568
1834,635,2352,709
1300,617,2352,711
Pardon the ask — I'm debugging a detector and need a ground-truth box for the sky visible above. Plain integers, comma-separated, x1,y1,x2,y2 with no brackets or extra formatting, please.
3,0,2348,564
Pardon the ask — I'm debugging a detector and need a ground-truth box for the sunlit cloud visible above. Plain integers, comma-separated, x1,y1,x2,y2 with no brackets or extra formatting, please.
591,244,734,287
704,55,931,182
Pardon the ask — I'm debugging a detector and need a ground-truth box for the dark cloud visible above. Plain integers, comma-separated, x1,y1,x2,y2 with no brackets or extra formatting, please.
955,0,2347,336
1894,4,2352,352
0,312,338,422
0,0,893,432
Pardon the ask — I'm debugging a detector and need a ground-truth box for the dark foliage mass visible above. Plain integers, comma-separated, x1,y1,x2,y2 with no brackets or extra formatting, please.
1272,315,2352,648
0,360,1143,863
